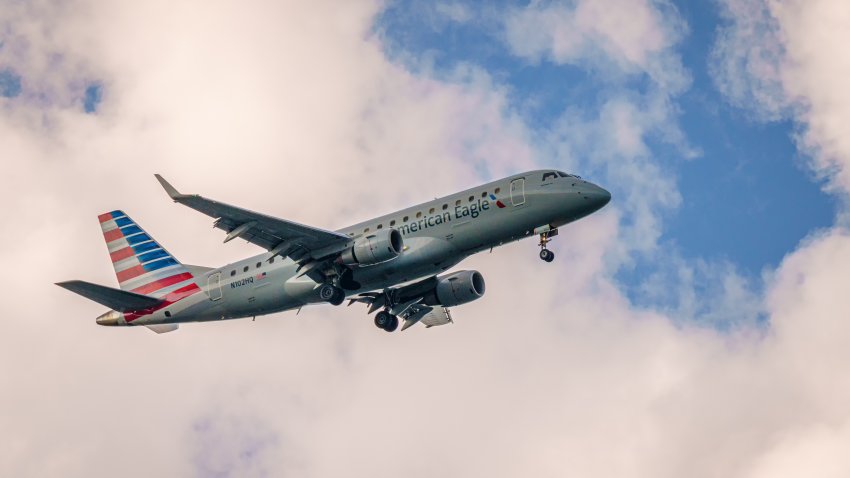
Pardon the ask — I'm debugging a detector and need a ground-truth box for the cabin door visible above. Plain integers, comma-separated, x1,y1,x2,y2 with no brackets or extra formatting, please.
510,178,526,206
207,272,223,301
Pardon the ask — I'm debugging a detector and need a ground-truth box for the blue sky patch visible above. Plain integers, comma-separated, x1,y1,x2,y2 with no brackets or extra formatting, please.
0,68,22,98
83,83,102,113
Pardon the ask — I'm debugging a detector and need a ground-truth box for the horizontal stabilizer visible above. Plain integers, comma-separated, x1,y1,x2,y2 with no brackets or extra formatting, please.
56,280,164,312
145,324,179,334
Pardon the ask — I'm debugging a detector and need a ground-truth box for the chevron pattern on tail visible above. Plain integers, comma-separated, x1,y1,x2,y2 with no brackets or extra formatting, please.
98,210,200,300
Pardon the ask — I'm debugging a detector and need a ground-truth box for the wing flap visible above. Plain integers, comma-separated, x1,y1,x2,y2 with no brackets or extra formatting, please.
421,307,453,328
56,280,164,312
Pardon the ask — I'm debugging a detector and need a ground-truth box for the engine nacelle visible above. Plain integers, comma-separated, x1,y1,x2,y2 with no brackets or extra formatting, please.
435,270,486,307
340,228,403,266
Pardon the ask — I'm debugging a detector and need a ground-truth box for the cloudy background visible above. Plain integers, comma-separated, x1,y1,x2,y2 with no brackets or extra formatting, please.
1,0,848,476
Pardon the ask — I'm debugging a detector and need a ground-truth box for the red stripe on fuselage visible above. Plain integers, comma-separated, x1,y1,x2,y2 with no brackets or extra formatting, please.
110,247,135,263
124,282,201,323
103,228,123,243
116,264,146,283
131,272,194,295
165,283,201,302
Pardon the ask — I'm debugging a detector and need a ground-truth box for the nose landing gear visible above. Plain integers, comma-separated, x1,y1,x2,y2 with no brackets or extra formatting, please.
538,229,556,262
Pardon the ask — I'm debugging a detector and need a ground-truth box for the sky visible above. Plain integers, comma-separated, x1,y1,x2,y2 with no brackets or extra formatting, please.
0,0,848,477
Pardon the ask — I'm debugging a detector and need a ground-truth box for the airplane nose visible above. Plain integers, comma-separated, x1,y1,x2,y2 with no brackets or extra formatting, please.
583,185,611,210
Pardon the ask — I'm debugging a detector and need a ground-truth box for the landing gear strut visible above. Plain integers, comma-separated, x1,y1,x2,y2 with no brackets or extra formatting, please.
538,231,555,262
374,310,399,332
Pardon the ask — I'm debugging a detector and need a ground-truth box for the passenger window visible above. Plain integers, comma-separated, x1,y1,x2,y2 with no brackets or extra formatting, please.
481,191,487,198
468,196,474,202
403,216,409,222
455,199,461,206
416,212,422,219
364,227,370,233
230,270,236,277
442,204,448,210
165,311,171,318
495,187,500,194
429,207,435,214
256,262,261,268
543,172,558,181
268,257,275,264
377,224,383,229
243,266,249,272
390,220,396,226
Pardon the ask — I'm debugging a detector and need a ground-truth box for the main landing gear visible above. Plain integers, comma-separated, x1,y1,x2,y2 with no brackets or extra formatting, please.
374,310,399,332
538,230,556,263
319,284,346,306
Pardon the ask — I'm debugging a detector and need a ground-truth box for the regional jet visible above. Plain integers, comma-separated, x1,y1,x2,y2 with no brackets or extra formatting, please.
57,171,610,333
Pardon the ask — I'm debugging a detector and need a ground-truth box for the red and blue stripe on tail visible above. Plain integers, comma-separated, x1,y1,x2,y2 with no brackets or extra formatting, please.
98,210,201,321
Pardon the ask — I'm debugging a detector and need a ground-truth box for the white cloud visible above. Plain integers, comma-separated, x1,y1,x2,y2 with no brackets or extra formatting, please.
1,1,849,477
710,0,789,120
711,0,850,196
435,2,472,23
504,0,690,93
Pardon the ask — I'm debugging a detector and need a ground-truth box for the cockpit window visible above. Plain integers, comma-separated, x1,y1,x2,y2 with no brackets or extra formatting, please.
542,171,558,181
557,171,569,178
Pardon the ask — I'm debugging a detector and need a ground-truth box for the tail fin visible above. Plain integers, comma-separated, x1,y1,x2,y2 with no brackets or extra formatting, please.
98,210,199,299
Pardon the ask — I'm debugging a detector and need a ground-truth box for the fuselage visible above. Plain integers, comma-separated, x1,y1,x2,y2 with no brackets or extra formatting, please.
96,170,610,327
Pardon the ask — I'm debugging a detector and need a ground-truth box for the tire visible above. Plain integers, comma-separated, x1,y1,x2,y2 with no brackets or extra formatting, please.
318,284,335,301
375,311,391,329
329,287,345,306
539,249,555,262
385,315,399,332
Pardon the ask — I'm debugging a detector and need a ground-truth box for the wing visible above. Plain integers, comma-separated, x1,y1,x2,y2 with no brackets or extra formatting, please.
155,175,352,266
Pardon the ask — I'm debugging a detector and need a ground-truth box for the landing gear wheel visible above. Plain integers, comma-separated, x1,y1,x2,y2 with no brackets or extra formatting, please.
375,311,391,329
328,287,345,306
538,230,555,263
374,311,399,332
318,284,336,301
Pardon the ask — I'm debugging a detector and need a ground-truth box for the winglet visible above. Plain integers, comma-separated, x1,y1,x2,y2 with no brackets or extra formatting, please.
154,174,188,201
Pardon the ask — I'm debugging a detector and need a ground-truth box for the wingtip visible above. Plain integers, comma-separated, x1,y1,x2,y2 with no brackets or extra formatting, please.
154,174,184,200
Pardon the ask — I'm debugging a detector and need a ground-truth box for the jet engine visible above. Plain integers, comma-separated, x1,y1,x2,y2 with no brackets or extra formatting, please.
433,270,486,307
340,229,404,266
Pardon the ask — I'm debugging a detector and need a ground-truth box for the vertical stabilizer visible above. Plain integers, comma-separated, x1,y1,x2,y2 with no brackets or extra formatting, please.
98,210,199,300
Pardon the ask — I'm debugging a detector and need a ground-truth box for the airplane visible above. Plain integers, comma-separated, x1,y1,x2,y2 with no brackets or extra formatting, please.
57,170,611,333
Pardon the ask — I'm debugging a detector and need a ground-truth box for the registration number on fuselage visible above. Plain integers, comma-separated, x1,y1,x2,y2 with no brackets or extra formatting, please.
231,277,254,289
